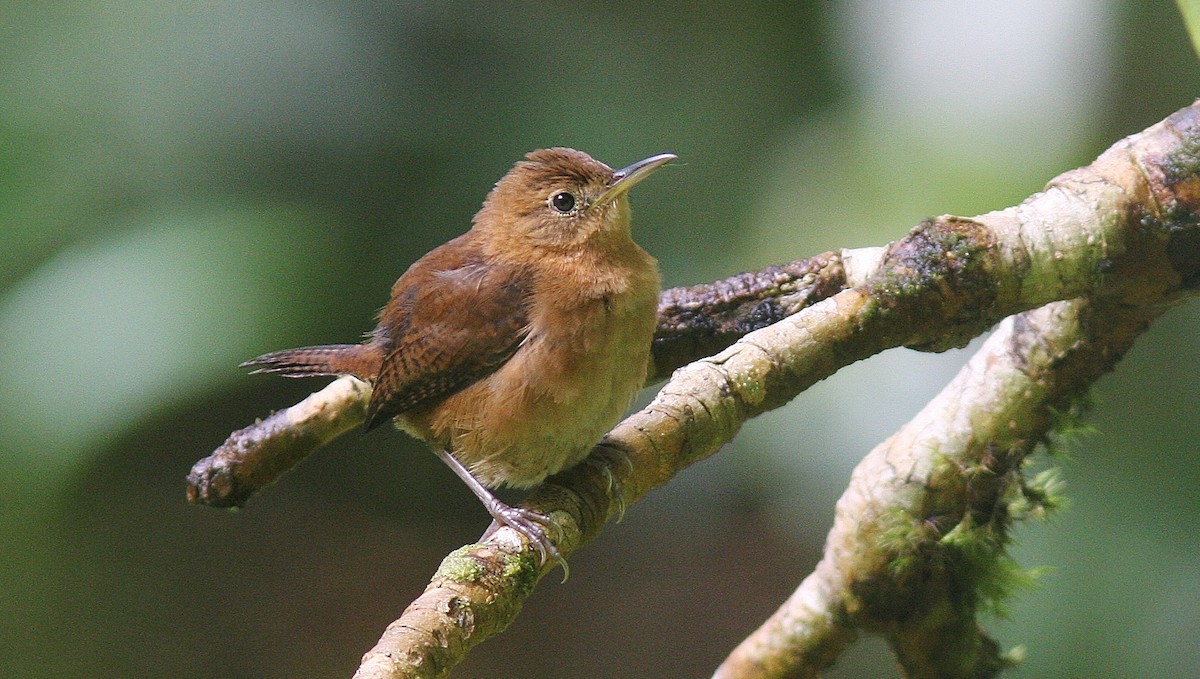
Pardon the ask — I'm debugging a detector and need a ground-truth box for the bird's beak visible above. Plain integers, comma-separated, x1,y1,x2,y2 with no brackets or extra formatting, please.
593,152,677,208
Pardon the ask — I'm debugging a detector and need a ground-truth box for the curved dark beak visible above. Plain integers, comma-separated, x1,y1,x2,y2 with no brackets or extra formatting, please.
593,152,677,208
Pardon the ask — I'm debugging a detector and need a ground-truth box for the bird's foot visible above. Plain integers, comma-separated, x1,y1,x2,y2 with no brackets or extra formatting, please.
481,502,568,581
588,440,633,522
435,448,568,580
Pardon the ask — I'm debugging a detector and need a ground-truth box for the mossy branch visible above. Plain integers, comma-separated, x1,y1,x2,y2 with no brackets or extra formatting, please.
713,296,1167,679
192,101,1200,678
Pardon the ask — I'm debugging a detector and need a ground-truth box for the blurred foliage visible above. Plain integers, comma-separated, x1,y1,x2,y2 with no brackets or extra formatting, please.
2,2,1198,677
1179,0,1200,57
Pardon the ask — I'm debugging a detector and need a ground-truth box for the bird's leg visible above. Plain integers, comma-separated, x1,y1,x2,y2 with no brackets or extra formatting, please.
435,449,566,575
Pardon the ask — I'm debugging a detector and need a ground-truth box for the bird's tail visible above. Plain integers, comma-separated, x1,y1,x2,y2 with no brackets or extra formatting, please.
240,343,383,382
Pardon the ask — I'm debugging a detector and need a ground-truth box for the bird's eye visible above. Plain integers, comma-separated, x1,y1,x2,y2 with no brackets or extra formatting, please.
549,191,577,214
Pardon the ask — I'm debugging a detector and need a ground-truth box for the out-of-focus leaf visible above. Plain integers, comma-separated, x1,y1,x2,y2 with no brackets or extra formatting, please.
1178,0,1200,59
0,204,338,498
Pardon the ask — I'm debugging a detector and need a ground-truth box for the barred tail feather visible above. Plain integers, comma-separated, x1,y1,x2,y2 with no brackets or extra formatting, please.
240,343,382,382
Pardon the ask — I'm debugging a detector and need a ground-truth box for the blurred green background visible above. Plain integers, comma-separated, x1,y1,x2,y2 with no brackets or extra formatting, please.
3,2,1198,677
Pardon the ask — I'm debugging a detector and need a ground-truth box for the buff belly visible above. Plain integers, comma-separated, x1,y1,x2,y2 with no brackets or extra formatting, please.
398,293,656,488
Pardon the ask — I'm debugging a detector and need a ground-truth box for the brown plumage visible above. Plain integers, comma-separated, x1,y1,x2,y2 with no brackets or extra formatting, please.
242,147,675,567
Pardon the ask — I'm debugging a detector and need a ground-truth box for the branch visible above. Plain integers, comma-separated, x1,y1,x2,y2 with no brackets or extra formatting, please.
713,295,1168,678
192,101,1200,677
187,374,370,508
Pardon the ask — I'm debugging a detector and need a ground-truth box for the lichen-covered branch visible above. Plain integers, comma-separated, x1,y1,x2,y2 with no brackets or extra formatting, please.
649,251,847,381
187,375,370,507
713,296,1172,679
192,101,1200,678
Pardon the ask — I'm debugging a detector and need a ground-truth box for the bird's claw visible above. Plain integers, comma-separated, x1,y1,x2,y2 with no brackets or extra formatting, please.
483,505,569,582
589,441,633,522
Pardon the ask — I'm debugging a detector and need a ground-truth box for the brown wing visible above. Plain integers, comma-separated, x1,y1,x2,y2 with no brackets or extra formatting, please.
363,235,531,432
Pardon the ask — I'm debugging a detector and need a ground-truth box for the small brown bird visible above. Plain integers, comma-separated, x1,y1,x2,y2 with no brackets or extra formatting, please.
243,148,675,565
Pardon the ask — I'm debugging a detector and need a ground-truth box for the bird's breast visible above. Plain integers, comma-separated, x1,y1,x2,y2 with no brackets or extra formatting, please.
413,255,660,488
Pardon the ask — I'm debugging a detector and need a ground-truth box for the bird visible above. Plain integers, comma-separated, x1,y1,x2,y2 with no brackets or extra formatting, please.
241,147,675,567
